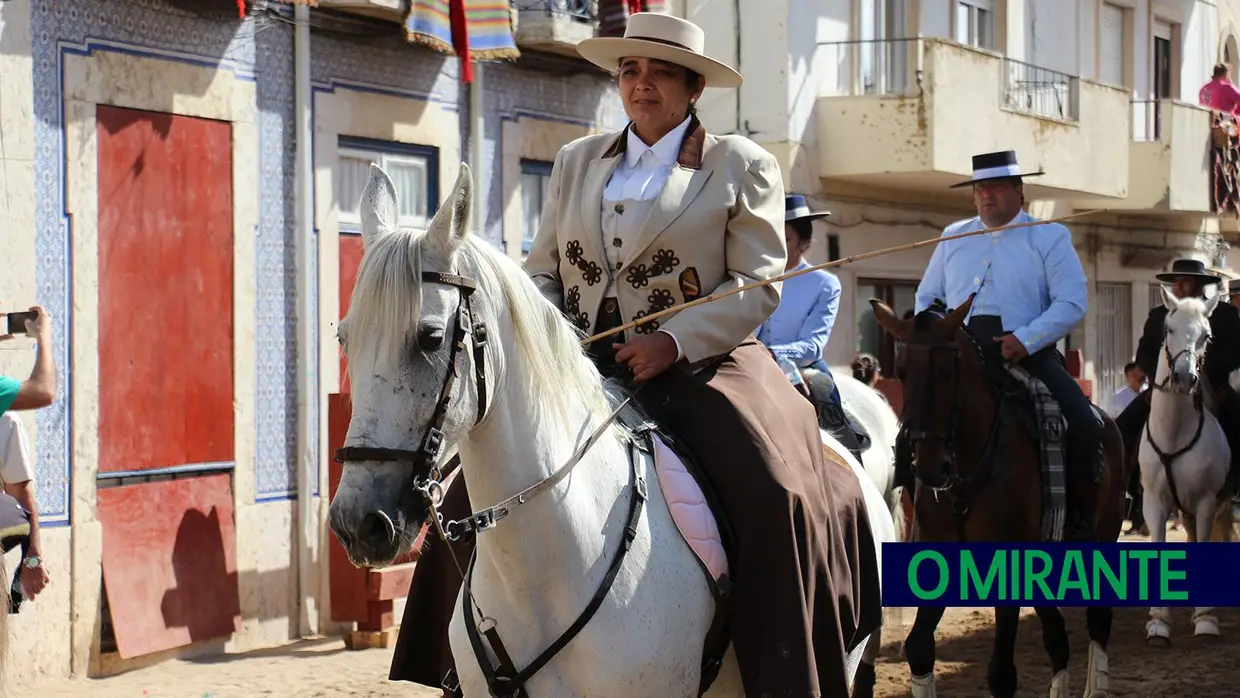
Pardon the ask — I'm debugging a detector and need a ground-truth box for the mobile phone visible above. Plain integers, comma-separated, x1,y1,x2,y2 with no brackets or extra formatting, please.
6,311,37,335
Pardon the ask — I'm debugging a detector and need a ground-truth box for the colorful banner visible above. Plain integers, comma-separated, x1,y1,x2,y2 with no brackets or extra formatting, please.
406,0,520,76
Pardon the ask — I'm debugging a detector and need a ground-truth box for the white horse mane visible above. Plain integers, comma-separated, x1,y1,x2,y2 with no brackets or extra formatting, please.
342,212,625,437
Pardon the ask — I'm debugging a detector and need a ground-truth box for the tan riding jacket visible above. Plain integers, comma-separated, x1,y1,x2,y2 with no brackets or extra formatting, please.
524,117,787,365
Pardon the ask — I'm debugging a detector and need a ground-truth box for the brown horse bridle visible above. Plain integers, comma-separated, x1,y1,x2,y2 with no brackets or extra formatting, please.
900,329,1008,514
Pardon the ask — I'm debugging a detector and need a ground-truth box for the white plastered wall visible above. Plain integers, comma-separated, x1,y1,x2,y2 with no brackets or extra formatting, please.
312,86,461,629
59,48,278,679
500,116,596,260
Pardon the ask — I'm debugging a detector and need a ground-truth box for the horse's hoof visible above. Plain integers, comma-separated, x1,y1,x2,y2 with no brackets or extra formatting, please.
1049,669,1071,697
1193,615,1220,638
910,671,936,698
1145,617,1172,646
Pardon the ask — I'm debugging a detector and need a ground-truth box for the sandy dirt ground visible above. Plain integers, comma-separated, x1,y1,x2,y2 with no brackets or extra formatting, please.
26,528,1239,697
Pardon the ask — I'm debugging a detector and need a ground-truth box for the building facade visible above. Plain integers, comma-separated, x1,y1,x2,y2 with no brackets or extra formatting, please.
0,0,623,684
684,0,1237,412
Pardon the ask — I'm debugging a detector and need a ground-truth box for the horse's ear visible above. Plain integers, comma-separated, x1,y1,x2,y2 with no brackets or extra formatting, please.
360,163,399,248
1205,288,1222,316
1160,285,1179,312
427,162,472,258
870,298,910,341
942,293,975,330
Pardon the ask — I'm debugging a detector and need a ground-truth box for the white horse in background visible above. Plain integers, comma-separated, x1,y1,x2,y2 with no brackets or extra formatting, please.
833,372,905,537
328,162,888,698
1141,286,1234,645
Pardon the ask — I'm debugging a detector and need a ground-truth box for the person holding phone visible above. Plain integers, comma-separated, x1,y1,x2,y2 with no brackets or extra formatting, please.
0,305,57,602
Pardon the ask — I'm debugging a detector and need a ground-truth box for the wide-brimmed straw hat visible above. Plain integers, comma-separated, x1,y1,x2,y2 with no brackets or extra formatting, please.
1155,258,1225,285
576,13,743,89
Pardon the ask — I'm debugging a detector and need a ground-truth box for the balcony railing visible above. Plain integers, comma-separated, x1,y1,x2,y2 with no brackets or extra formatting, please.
1001,57,1079,122
1131,100,1163,142
513,0,596,23
817,38,921,97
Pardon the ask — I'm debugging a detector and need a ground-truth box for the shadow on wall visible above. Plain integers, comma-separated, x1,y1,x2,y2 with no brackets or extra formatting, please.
161,507,242,642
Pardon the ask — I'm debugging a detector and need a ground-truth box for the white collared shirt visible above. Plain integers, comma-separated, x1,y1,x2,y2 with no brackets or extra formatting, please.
602,116,693,201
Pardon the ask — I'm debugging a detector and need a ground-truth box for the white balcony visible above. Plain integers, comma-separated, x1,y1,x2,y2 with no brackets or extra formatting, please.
513,0,597,58
1074,100,1214,217
315,0,406,22
815,38,1132,200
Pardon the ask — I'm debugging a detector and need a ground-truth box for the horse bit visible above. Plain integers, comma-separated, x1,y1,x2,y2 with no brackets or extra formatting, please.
334,269,642,698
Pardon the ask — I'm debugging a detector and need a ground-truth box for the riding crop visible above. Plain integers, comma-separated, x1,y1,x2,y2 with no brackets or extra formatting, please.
581,208,1109,345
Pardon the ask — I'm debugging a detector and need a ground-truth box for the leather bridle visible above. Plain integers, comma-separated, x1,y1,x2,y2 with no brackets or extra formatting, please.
1144,322,1212,514
334,270,490,519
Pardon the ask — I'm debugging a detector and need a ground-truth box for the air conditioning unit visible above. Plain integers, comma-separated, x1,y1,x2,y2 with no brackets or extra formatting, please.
317,0,405,20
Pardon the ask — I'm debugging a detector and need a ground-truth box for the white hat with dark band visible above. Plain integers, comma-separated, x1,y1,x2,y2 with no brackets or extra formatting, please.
949,150,1045,188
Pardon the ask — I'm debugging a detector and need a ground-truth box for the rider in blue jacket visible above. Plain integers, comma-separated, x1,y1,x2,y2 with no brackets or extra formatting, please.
757,194,869,459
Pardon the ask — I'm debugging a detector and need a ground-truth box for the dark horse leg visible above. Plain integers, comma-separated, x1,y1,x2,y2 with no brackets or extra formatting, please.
904,605,945,694
1034,606,1070,691
987,606,1021,698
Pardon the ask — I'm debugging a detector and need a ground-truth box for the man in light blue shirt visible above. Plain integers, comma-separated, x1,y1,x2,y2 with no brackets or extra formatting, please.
913,150,1101,541
757,194,868,460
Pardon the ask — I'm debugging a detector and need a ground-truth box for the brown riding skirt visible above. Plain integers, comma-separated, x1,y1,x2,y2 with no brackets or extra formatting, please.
390,327,882,697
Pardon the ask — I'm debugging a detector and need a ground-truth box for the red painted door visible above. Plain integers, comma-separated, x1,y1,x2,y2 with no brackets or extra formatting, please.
339,233,364,392
94,105,240,658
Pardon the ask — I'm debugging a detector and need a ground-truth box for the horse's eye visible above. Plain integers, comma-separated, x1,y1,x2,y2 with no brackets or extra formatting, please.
417,326,445,352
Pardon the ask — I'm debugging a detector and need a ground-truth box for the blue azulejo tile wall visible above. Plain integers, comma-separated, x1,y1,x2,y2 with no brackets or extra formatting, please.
31,0,624,511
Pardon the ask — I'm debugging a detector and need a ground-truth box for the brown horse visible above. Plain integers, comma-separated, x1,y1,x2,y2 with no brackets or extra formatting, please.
871,295,1127,698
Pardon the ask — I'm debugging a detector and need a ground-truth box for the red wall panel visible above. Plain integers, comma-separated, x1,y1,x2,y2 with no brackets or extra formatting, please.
96,105,235,473
97,475,240,658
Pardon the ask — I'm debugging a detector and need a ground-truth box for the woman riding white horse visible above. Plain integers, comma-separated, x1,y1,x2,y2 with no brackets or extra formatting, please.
374,13,882,698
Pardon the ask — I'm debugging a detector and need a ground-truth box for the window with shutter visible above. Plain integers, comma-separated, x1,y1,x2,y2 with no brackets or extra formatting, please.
955,0,995,50
1100,3,1125,87
520,160,554,254
335,138,438,230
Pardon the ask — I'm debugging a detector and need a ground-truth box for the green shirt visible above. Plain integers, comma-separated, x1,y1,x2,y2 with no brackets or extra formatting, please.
0,376,20,414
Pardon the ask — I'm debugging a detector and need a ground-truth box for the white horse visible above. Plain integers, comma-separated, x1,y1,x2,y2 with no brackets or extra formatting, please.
832,372,905,537
1141,286,1234,645
328,162,888,698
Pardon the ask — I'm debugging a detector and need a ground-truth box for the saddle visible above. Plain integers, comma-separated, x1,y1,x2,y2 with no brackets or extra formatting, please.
964,320,1091,541
615,414,737,697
